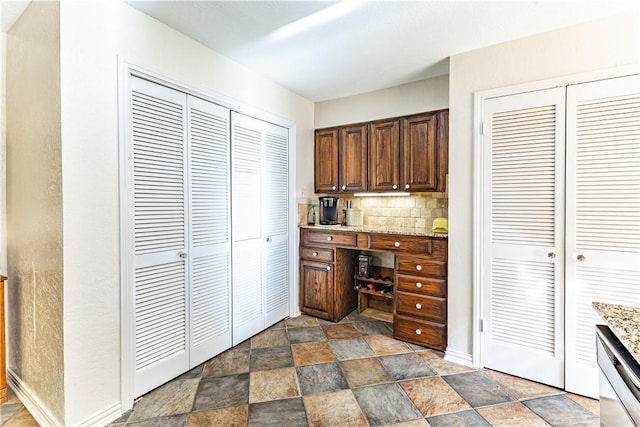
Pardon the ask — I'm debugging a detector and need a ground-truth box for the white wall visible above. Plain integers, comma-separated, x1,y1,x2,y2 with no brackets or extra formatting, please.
1,32,6,275
314,75,449,129
58,0,314,424
448,12,640,359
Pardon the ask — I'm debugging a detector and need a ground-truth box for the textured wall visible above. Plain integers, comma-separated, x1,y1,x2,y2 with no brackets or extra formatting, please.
6,1,64,422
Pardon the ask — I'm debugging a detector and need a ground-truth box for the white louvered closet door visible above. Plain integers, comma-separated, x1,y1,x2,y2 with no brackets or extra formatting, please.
130,77,189,397
187,96,232,366
482,88,566,388
264,123,290,326
565,74,640,398
231,112,265,345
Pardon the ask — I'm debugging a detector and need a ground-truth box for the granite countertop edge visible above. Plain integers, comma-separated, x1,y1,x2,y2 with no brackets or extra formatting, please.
592,301,640,365
299,224,448,238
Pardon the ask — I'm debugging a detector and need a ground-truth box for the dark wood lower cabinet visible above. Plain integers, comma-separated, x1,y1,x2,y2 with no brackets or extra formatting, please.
299,249,359,322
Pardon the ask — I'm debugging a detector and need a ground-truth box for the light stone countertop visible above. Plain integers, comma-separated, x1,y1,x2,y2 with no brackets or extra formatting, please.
593,302,640,365
299,224,448,239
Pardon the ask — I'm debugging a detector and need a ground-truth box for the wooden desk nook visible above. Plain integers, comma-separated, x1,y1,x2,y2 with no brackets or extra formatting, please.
300,227,448,351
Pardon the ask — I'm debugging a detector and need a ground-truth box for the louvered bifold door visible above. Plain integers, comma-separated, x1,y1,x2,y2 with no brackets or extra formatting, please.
130,77,189,397
264,123,290,326
187,96,232,366
482,88,566,388
565,74,640,398
231,112,264,345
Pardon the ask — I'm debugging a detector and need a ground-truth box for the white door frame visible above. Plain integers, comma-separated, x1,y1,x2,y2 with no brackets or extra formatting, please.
118,59,299,412
472,65,640,370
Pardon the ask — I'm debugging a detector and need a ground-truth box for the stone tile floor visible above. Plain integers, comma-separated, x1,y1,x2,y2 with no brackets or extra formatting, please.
1,311,600,426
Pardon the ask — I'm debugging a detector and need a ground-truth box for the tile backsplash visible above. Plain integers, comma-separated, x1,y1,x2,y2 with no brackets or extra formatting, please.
298,193,448,231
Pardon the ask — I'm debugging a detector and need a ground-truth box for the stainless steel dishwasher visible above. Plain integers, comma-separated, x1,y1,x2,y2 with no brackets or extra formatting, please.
596,325,640,426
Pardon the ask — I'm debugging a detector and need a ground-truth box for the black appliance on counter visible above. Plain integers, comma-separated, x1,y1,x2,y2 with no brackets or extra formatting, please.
596,325,640,426
319,196,339,225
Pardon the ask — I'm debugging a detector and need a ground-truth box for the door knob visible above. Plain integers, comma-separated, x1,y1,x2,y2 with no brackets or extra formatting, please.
416,282,422,288
178,250,188,259
415,329,422,335
577,254,586,261
392,184,398,190
341,185,346,191
405,184,410,190
331,185,336,190
394,242,400,248
416,265,422,271
312,252,318,257
326,266,331,271
548,252,556,259
416,303,422,309
327,236,332,241
266,237,272,243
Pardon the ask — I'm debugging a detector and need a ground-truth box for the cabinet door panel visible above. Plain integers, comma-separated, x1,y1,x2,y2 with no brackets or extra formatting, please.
402,114,438,191
315,128,339,192
339,124,368,192
370,120,400,191
300,260,334,320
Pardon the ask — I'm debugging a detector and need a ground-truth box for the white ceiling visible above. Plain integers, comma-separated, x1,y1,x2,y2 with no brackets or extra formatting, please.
3,1,638,102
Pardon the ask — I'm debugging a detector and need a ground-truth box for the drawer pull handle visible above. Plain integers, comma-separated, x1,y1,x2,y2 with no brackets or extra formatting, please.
416,303,422,309
392,184,398,190
331,185,337,190
394,242,400,248
416,265,422,271
312,252,318,257
327,236,332,241
341,185,346,191
326,266,331,271
405,184,410,190
415,329,422,335
416,282,422,288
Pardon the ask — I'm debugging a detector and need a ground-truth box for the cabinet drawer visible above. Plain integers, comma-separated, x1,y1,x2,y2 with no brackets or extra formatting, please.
397,275,446,297
302,230,357,247
300,246,333,262
395,292,446,322
396,257,446,277
394,315,446,351
368,234,431,254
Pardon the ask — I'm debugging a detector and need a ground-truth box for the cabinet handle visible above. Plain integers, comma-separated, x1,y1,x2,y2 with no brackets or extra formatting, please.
416,282,422,288
331,185,337,190
415,329,422,335
326,266,331,271
341,185,346,191
577,254,585,261
405,184,410,190
416,265,422,271
392,184,398,190
416,303,422,309
327,236,332,241
394,242,400,248
312,252,318,257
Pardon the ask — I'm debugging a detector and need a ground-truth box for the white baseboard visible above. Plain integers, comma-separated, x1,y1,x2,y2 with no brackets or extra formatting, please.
75,401,122,427
7,368,123,427
444,348,474,368
7,368,63,427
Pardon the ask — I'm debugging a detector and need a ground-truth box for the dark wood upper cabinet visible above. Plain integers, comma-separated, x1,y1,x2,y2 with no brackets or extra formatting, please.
314,128,339,192
314,109,448,194
370,119,401,191
401,113,438,192
339,124,368,192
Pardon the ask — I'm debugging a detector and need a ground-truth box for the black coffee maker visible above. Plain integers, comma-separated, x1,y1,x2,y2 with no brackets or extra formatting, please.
319,196,339,225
